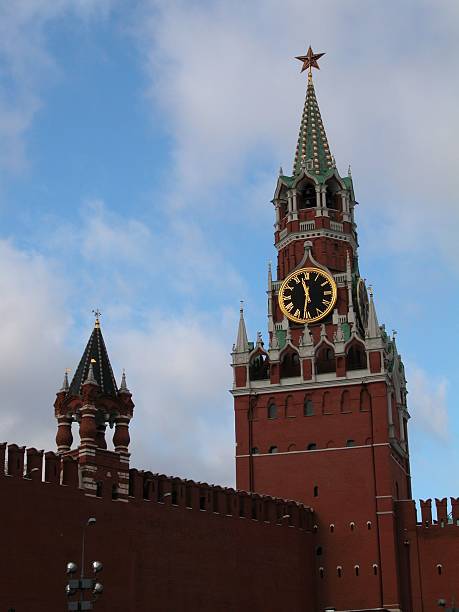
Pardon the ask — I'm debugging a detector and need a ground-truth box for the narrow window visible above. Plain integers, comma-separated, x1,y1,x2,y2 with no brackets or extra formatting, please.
268,446,278,454
316,546,323,556
350,521,356,531
367,521,372,530
96,481,103,498
199,492,206,510
437,564,443,576
251,447,259,454
111,484,118,500
373,564,378,576
313,485,319,497
142,480,150,500
171,486,178,505
251,499,258,520
355,565,360,577
346,439,356,447
267,403,277,419
185,486,192,508
337,566,342,577
304,397,314,416
239,497,245,517
313,524,319,532
330,524,335,533
307,442,317,450
319,567,324,579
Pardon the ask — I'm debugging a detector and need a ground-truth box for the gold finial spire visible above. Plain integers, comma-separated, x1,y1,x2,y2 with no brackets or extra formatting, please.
295,45,325,80
92,308,101,328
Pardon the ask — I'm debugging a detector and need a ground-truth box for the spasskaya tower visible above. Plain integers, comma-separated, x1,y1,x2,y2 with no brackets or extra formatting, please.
231,48,412,612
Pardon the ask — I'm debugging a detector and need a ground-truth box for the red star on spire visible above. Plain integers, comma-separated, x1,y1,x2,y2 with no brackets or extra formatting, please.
295,46,325,74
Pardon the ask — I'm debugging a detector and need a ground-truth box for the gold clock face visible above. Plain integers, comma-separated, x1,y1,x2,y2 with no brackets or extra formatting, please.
278,267,337,324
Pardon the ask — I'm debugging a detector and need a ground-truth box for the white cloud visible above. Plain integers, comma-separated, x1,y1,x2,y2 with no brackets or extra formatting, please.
136,0,459,255
0,239,72,448
406,364,450,442
0,235,238,485
81,199,152,264
111,313,235,485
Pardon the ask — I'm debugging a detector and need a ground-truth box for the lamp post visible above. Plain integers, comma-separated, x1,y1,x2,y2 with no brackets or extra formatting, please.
65,518,104,611
438,598,457,612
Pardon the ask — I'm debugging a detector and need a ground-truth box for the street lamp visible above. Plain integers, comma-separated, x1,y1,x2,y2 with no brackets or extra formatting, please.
437,599,457,611
65,518,104,611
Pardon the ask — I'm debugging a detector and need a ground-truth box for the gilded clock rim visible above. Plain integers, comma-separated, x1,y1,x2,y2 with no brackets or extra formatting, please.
278,266,337,324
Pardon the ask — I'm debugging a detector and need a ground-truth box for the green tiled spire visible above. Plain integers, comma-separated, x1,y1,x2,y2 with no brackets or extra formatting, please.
293,73,334,177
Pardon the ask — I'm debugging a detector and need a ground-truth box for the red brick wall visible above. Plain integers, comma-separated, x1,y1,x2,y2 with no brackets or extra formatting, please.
0,464,315,612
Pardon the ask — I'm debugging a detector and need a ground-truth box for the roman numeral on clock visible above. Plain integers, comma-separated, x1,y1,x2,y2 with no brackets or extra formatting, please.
285,302,294,312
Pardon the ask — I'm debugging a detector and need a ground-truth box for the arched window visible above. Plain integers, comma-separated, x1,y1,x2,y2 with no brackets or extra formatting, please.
307,442,317,450
360,388,371,412
346,343,367,370
355,565,360,577
285,395,295,418
319,567,324,579
346,439,356,447
330,524,335,533
304,396,314,416
96,481,103,498
297,182,317,209
316,546,323,556
373,564,378,576
313,485,319,497
350,521,356,531
112,484,118,500
267,402,277,419
340,390,350,413
316,346,335,374
251,447,259,454
287,443,297,452
280,350,301,378
268,446,278,454
325,177,342,210
337,566,342,577
367,521,372,530
279,200,288,219
249,353,270,380
437,564,443,576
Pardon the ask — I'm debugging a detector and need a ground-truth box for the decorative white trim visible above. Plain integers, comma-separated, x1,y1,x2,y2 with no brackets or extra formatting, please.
276,228,357,252
237,443,379,459
231,372,388,395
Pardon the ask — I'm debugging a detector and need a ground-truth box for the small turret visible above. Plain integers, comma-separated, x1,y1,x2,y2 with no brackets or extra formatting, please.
234,302,250,353
366,288,381,339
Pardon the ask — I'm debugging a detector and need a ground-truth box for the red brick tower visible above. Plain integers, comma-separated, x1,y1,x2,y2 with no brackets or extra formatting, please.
54,313,134,500
231,48,411,611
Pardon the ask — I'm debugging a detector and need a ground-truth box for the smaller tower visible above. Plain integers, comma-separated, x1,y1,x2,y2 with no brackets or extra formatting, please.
54,312,134,500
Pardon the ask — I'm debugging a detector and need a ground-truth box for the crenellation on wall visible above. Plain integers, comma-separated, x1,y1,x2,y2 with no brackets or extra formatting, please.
127,467,312,529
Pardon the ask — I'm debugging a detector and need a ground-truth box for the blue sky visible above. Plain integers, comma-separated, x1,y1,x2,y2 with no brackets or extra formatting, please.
0,0,458,505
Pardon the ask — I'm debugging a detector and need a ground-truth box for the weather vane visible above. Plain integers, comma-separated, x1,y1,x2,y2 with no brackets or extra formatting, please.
295,45,325,80
92,308,101,328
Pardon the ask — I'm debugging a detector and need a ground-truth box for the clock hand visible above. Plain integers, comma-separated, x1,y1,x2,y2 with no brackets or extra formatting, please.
302,278,311,318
